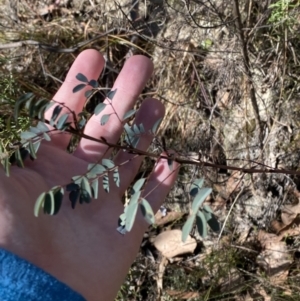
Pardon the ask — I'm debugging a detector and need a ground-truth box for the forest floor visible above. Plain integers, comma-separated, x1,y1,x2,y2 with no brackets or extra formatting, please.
1,0,300,300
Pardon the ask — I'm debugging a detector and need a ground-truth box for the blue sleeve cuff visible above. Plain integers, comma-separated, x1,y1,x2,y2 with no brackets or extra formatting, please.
0,248,86,301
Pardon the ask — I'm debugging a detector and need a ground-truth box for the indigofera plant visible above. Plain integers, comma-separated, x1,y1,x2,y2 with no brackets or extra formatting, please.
0,73,220,242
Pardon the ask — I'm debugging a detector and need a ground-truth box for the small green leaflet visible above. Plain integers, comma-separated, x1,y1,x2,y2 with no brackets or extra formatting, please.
81,176,92,199
88,79,98,88
56,113,69,130
80,189,91,204
2,157,10,177
72,175,83,185
43,191,55,215
190,178,204,197
100,114,110,125
66,182,79,191
125,201,139,232
167,159,174,171
151,118,162,134
123,109,136,121
69,189,80,209
182,214,196,242
113,168,120,187
191,187,212,213
107,89,117,100
130,191,141,205
103,175,109,193
91,179,99,199
132,178,146,194
88,163,106,178
102,159,114,169
28,141,37,159
73,84,86,93
202,204,213,221
51,105,63,122
34,192,46,217
196,210,207,238
21,131,37,140
76,73,89,83
85,90,93,98
14,92,34,122
140,198,155,225
94,103,107,115
52,186,64,215
43,132,51,141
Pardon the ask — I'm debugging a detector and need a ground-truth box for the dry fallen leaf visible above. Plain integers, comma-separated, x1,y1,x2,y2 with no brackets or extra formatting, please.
153,229,197,258
257,230,291,284
281,203,300,225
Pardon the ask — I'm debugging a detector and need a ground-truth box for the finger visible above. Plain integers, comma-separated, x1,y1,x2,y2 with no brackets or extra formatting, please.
45,49,104,149
73,55,153,162
114,98,164,194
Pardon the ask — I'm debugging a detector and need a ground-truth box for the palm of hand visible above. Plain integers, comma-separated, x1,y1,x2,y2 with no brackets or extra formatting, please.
0,50,178,300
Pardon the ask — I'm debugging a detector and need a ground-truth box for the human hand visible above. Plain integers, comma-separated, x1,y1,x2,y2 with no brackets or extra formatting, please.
0,49,179,300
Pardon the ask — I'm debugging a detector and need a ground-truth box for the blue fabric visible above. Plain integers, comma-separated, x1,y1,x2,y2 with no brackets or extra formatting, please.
0,248,86,301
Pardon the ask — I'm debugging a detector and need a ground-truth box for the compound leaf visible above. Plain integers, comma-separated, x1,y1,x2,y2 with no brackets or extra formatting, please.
94,103,107,116
34,192,46,217
140,198,155,225
196,210,207,238
125,201,139,232
76,73,89,83
182,214,196,243
191,187,212,213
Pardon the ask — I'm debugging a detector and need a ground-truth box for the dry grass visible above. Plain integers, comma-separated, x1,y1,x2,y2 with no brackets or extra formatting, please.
1,0,300,300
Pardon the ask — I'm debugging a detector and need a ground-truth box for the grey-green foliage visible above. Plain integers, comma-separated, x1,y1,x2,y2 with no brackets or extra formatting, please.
0,72,219,242
181,179,220,242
